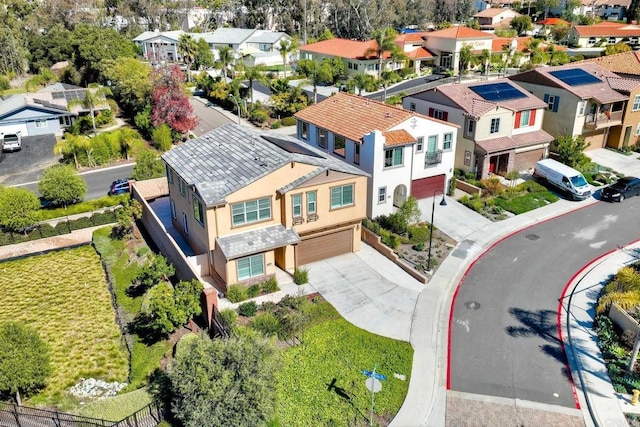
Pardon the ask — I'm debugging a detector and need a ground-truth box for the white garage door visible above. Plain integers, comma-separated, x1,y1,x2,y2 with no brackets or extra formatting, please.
0,124,29,137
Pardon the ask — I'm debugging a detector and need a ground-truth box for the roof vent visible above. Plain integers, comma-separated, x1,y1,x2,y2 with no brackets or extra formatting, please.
386,112,392,118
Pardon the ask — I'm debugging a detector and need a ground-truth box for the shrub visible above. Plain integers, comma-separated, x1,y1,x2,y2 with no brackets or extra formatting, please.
412,242,425,251
293,268,309,285
260,301,278,313
270,121,282,129
152,124,172,151
250,312,281,336
249,107,269,124
226,285,248,303
281,116,296,126
381,230,399,249
69,216,93,231
247,284,261,298
379,212,407,235
219,308,238,329
397,67,414,78
237,301,257,317
408,225,430,244
261,277,279,293
480,177,506,196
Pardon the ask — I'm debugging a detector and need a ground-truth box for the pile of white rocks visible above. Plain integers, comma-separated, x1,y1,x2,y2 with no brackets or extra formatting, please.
68,378,128,400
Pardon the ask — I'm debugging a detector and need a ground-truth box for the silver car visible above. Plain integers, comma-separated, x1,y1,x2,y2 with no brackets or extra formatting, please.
2,133,22,152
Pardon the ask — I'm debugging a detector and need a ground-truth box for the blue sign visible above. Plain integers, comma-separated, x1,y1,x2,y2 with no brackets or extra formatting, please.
362,369,386,381
362,370,373,377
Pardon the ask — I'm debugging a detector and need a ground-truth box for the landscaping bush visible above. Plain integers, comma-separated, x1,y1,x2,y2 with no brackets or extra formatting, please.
250,312,281,336
226,284,248,303
377,212,407,235
362,218,381,235
219,308,238,329
261,276,279,293
270,121,282,129
460,195,484,213
38,224,58,238
69,216,93,231
281,116,296,126
92,210,117,225
397,67,414,78
293,268,309,285
412,242,425,251
237,301,257,317
247,284,261,298
260,301,278,313
480,177,506,196
408,225,430,244
380,229,399,249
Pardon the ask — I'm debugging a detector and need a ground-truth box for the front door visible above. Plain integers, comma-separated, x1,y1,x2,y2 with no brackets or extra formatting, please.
393,184,407,207
624,125,632,148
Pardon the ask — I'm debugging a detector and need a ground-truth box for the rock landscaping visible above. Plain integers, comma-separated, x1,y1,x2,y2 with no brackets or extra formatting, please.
68,378,128,401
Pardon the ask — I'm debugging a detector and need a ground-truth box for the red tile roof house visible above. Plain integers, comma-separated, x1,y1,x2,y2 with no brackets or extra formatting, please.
567,22,640,48
294,92,459,218
403,79,553,179
509,63,633,151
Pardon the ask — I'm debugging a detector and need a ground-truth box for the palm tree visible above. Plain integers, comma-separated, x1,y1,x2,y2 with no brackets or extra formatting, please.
178,34,198,73
458,44,473,75
380,70,397,101
67,85,113,136
216,46,235,79
54,134,85,169
118,128,139,160
524,39,545,65
476,49,492,77
303,60,333,103
278,38,299,78
350,74,370,96
364,27,403,80
238,63,269,105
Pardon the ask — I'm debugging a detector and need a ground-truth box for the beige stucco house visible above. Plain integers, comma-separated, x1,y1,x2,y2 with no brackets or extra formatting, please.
161,123,368,289
567,22,640,48
403,79,553,179
473,8,521,31
509,63,629,151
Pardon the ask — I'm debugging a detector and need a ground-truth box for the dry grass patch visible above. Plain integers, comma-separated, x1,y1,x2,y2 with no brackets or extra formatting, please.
0,246,128,405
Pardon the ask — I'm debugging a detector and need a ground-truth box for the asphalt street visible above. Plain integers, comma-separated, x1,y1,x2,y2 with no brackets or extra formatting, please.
449,197,640,408
189,97,232,136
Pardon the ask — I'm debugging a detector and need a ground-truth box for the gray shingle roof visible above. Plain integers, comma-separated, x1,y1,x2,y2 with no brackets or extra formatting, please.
162,123,368,207
208,28,256,44
216,224,300,259
247,30,287,44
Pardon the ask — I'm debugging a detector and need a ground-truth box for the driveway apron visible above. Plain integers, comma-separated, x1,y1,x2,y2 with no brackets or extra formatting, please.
305,245,423,342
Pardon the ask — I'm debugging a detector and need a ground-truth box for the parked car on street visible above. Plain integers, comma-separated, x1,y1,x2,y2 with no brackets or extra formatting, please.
2,133,22,152
601,176,640,202
108,179,130,195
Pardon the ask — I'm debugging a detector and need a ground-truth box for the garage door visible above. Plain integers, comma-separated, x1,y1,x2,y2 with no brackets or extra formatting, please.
514,148,545,172
0,124,28,137
411,174,446,199
297,228,353,265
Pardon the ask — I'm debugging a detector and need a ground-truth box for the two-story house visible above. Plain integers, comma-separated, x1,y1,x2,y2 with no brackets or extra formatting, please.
472,8,522,31
509,63,629,151
294,92,459,218
161,123,368,288
403,80,553,179
567,22,640,48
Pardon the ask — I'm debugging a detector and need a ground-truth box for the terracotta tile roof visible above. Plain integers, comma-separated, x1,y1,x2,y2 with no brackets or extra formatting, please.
509,62,629,104
294,92,455,142
395,32,429,44
492,36,530,52
573,23,640,37
606,76,640,93
413,79,546,119
474,7,519,18
383,129,416,146
425,26,494,40
406,47,434,59
576,50,640,77
536,18,569,26
300,38,390,59
476,129,553,153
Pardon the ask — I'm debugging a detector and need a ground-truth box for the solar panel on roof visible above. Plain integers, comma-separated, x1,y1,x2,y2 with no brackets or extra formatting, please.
549,68,601,86
468,82,526,102
261,135,324,158
52,92,65,100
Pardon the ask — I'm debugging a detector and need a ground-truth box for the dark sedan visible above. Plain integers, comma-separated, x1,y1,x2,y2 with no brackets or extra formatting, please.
601,176,640,202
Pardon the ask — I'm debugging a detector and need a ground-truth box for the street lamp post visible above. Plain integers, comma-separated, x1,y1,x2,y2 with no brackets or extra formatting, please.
427,190,447,273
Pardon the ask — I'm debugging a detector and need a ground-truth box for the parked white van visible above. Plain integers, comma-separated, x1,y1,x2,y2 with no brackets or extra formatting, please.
533,159,591,201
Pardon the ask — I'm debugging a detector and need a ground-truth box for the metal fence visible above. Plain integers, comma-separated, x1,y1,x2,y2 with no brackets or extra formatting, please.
0,401,165,427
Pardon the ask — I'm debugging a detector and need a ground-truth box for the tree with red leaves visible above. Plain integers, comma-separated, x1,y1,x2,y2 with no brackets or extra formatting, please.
151,64,198,135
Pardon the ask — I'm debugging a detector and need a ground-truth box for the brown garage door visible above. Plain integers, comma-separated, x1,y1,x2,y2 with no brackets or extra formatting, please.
297,228,353,265
411,175,446,199
514,148,545,172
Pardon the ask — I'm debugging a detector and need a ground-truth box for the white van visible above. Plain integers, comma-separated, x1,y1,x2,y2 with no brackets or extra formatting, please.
533,158,591,201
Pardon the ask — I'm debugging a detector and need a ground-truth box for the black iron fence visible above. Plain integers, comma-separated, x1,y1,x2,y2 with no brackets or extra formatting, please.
0,401,165,427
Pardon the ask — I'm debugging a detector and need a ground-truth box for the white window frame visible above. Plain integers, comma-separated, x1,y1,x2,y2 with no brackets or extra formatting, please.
35,119,47,128
633,95,640,112
636,123,640,136
384,147,403,168
237,253,265,281
378,187,387,203
416,136,424,153
306,191,317,214
578,101,586,115
519,110,530,128
193,196,204,226
490,118,500,134
443,133,453,151
231,197,272,226
547,95,556,111
330,184,354,209
292,193,302,218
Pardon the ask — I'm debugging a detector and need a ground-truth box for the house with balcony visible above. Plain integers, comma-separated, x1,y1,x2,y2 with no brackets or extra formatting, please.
294,92,459,218
509,63,629,151
403,80,553,179
161,123,368,288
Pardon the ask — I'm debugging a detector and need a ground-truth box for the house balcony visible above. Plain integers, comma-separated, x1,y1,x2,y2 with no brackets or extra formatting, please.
584,110,623,130
425,150,443,166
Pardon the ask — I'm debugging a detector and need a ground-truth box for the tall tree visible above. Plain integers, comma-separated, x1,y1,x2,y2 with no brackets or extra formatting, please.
458,44,473,74
239,63,269,104
476,49,492,76
0,186,40,233
151,64,198,135
101,58,153,117
168,331,280,427
278,38,299,78
178,34,198,72
67,85,113,136
38,165,87,208
511,15,533,35
364,27,403,80
194,38,215,70
216,46,235,78
0,322,52,406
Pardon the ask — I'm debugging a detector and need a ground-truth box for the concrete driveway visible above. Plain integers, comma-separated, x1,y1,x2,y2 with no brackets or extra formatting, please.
0,134,59,185
587,148,640,177
305,244,424,341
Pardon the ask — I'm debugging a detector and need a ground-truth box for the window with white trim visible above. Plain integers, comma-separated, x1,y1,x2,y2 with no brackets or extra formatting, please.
378,187,387,203
292,193,302,218
636,123,640,136
331,184,354,209
237,254,265,280
306,191,316,214
193,196,204,226
416,136,424,153
443,133,453,150
519,110,530,128
490,118,500,134
578,101,586,115
318,128,327,148
547,95,557,111
384,147,403,168
179,179,185,197
633,95,640,111
35,119,47,128
231,197,271,226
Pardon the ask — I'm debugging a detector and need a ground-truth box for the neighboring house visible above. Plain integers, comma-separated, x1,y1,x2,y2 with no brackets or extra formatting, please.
395,32,435,74
600,77,640,149
0,83,108,137
576,50,640,80
299,38,408,78
294,92,459,218
133,30,184,62
419,26,495,74
534,18,570,38
404,79,553,179
509,63,629,151
473,8,521,31
596,0,631,20
567,22,640,47
161,123,368,288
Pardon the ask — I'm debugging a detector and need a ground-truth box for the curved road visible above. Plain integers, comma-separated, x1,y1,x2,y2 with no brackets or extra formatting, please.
449,198,640,408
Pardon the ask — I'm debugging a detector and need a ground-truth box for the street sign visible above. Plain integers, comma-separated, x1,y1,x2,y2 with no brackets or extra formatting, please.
362,370,373,377
365,377,382,393
362,369,386,381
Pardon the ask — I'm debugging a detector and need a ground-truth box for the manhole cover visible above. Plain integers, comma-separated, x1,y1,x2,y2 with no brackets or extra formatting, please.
525,234,540,241
464,301,481,310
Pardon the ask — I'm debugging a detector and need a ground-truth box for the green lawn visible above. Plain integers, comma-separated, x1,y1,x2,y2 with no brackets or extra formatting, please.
39,194,128,221
274,318,413,426
0,246,129,405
